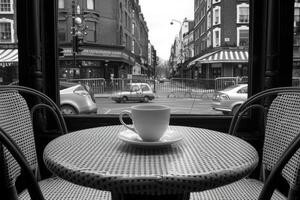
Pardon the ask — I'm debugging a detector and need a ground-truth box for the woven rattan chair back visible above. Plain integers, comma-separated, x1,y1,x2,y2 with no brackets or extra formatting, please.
0,90,39,190
229,88,300,198
262,93,300,191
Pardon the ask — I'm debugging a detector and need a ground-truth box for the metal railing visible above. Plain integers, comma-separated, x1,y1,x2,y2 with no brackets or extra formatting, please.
63,76,300,99
215,76,248,91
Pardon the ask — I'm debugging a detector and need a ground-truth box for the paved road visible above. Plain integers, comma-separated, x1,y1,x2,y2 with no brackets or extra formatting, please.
96,97,222,115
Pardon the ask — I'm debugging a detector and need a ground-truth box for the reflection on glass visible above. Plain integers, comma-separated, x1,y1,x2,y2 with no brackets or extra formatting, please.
0,0,252,115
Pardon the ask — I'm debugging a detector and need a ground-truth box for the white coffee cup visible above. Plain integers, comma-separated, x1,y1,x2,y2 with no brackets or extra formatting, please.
119,105,171,141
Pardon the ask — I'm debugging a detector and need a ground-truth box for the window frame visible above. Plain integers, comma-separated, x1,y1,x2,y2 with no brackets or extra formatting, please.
207,11,211,30
58,0,64,9
213,6,221,25
206,31,212,47
14,0,295,135
0,18,14,43
0,0,13,14
213,27,221,47
87,0,95,10
237,26,249,47
237,3,250,23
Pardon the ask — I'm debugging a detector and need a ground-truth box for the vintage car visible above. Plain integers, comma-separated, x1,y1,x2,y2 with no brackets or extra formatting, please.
111,83,155,103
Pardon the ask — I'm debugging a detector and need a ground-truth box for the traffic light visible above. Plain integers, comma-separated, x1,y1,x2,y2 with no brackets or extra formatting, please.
73,35,84,53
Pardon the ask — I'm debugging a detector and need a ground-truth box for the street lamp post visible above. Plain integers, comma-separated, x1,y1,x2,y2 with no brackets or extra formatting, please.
170,19,185,79
71,0,88,69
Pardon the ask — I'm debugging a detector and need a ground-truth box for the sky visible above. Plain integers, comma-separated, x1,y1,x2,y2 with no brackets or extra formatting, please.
139,0,194,61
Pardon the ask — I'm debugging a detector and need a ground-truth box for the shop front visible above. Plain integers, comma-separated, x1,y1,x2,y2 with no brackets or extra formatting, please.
187,48,249,79
59,46,136,81
0,48,18,84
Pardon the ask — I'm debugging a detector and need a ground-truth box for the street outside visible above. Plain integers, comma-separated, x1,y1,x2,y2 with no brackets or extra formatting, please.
94,81,222,115
95,96,222,115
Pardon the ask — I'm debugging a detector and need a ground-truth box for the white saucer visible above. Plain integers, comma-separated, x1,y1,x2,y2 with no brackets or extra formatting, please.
118,128,183,147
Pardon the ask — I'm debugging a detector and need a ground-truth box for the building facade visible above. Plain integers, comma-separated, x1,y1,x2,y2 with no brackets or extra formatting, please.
187,0,249,80
57,0,151,81
0,0,18,84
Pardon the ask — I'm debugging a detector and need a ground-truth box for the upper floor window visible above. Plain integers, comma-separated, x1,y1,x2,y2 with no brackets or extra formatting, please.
132,22,135,35
207,31,212,47
58,0,64,9
132,39,135,53
212,0,220,4
0,19,13,43
125,12,128,28
237,26,249,47
237,3,249,23
213,6,221,25
213,27,221,47
207,11,211,29
86,21,96,42
87,0,95,10
207,0,211,11
0,0,13,14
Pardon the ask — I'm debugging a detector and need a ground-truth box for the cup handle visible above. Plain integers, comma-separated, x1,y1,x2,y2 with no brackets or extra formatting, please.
119,110,136,132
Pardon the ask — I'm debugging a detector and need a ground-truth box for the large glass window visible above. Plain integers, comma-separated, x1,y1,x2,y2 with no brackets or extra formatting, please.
11,0,300,121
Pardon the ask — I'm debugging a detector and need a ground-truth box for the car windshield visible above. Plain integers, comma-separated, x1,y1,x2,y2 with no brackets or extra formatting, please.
123,85,132,91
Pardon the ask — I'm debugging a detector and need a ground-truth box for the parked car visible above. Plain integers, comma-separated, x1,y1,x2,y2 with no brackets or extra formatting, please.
9,81,98,114
59,81,97,114
211,84,248,115
111,83,155,103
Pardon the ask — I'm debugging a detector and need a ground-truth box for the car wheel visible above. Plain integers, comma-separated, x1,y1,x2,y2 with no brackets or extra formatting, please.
122,96,128,103
115,100,121,103
143,96,150,103
61,105,78,115
231,105,241,116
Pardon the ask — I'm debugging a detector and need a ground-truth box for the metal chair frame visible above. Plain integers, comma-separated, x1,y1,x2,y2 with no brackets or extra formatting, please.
0,85,110,200
231,87,300,199
0,85,68,135
0,127,45,200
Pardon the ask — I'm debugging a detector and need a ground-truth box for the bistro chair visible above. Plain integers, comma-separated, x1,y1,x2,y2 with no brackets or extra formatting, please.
0,85,111,199
191,87,300,200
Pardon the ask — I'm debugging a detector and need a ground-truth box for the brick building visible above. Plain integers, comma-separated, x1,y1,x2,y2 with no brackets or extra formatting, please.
187,0,249,79
58,0,151,81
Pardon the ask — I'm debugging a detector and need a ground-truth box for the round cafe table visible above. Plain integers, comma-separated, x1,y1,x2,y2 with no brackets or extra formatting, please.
43,125,258,200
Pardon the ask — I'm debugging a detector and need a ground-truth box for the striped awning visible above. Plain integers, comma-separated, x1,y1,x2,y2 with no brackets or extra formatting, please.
0,49,18,66
188,49,248,67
